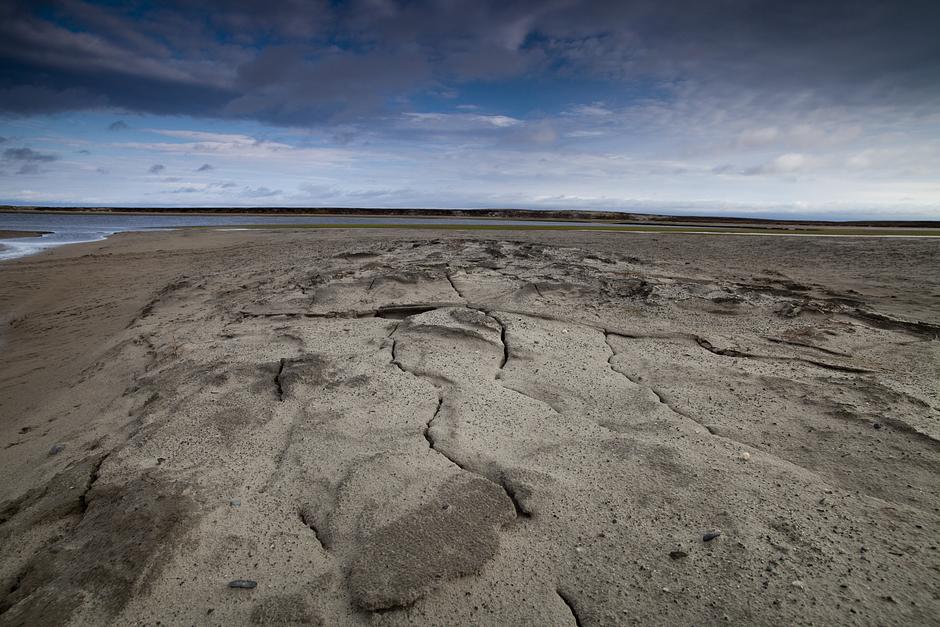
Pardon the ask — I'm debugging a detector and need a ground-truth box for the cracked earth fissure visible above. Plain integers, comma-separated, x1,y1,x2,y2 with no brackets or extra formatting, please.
78,453,110,514
388,319,527,521
389,338,407,375
603,333,705,433
764,336,852,357
483,311,510,371
445,273,465,301
557,590,583,627
298,508,327,551
274,358,286,401
602,330,938,516
694,336,875,373
422,395,446,454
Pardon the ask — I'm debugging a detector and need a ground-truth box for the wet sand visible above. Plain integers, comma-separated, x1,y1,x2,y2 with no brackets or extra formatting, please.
0,228,938,625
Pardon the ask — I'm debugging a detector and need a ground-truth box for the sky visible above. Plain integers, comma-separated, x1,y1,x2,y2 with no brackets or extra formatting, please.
0,0,939,219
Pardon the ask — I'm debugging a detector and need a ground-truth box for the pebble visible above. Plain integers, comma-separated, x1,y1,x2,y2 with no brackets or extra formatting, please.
739,451,751,461
49,444,65,455
228,580,257,589
873,423,882,429
791,580,805,590
669,550,688,560
703,531,722,542
230,499,241,507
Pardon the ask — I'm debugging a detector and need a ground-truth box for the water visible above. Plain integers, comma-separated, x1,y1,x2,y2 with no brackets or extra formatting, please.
0,211,620,261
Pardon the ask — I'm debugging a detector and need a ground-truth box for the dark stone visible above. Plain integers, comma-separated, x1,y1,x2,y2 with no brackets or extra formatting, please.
229,580,258,589
669,550,689,559
703,531,722,542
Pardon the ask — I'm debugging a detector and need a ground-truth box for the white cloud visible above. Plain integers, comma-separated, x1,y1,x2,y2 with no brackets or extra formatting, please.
401,112,522,130
751,153,813,175
566,130,607,138
737,126,779,146
153,130,259,143
566,102,614,117
114,132,358,163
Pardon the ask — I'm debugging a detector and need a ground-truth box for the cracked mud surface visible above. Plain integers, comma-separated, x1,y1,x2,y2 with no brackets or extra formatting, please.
0,228,938,625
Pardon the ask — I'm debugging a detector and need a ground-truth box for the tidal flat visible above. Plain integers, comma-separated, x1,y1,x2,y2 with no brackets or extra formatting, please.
0,228,938,625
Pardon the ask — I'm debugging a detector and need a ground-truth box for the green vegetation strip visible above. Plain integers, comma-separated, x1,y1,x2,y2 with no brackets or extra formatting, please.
192,223,940,236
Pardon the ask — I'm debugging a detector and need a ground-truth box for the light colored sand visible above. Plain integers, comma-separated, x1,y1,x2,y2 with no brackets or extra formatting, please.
0,228,938,625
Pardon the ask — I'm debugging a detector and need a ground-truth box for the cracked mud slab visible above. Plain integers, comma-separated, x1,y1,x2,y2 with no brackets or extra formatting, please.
0,229,938,625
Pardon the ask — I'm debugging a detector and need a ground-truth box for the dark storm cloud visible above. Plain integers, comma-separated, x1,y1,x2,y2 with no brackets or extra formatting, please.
108,120,128,131
196,163,213,171
3,147,59,162
15,163,41,175
148,164,165,174
3,146,59,175
0,0,937,124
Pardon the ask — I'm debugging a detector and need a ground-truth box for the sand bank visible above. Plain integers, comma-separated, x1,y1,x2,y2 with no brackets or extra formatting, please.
0,230,48,239
0,228,938,624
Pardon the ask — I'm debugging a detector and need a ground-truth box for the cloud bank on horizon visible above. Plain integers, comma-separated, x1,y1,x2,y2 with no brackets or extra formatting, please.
0,0,938,218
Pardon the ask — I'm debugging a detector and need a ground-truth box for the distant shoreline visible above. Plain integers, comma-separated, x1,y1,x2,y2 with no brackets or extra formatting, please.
2,205,938,229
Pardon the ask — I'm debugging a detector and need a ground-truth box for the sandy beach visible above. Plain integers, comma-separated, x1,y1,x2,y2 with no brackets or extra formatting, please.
0,227,938,625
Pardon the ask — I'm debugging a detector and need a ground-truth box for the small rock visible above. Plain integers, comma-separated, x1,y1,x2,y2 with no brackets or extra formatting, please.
791,580,805,590
703,531,721,542
230,499,241,508
228,580,257,589
49,444,65,455
739,452,751,461
873,423,882,430
669,550,688,560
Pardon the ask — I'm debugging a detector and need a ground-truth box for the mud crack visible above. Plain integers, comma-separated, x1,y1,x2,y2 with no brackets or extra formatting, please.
603,331,713,433
390,321,528,521
499,476,531,518
849,308,940,339
79,453,110,514
557,589,583,627
695,336,875,373
764,336,852,357
484,311,509,370
445,273,465,301
423,395,447,454
298,506,327,551
274,358,286,401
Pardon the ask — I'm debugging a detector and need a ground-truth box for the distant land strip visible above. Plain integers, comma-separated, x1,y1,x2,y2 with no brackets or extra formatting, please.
199,223,940,237
2,205,939,229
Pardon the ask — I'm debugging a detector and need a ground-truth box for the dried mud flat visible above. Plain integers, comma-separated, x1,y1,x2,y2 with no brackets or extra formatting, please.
0,228,938,625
